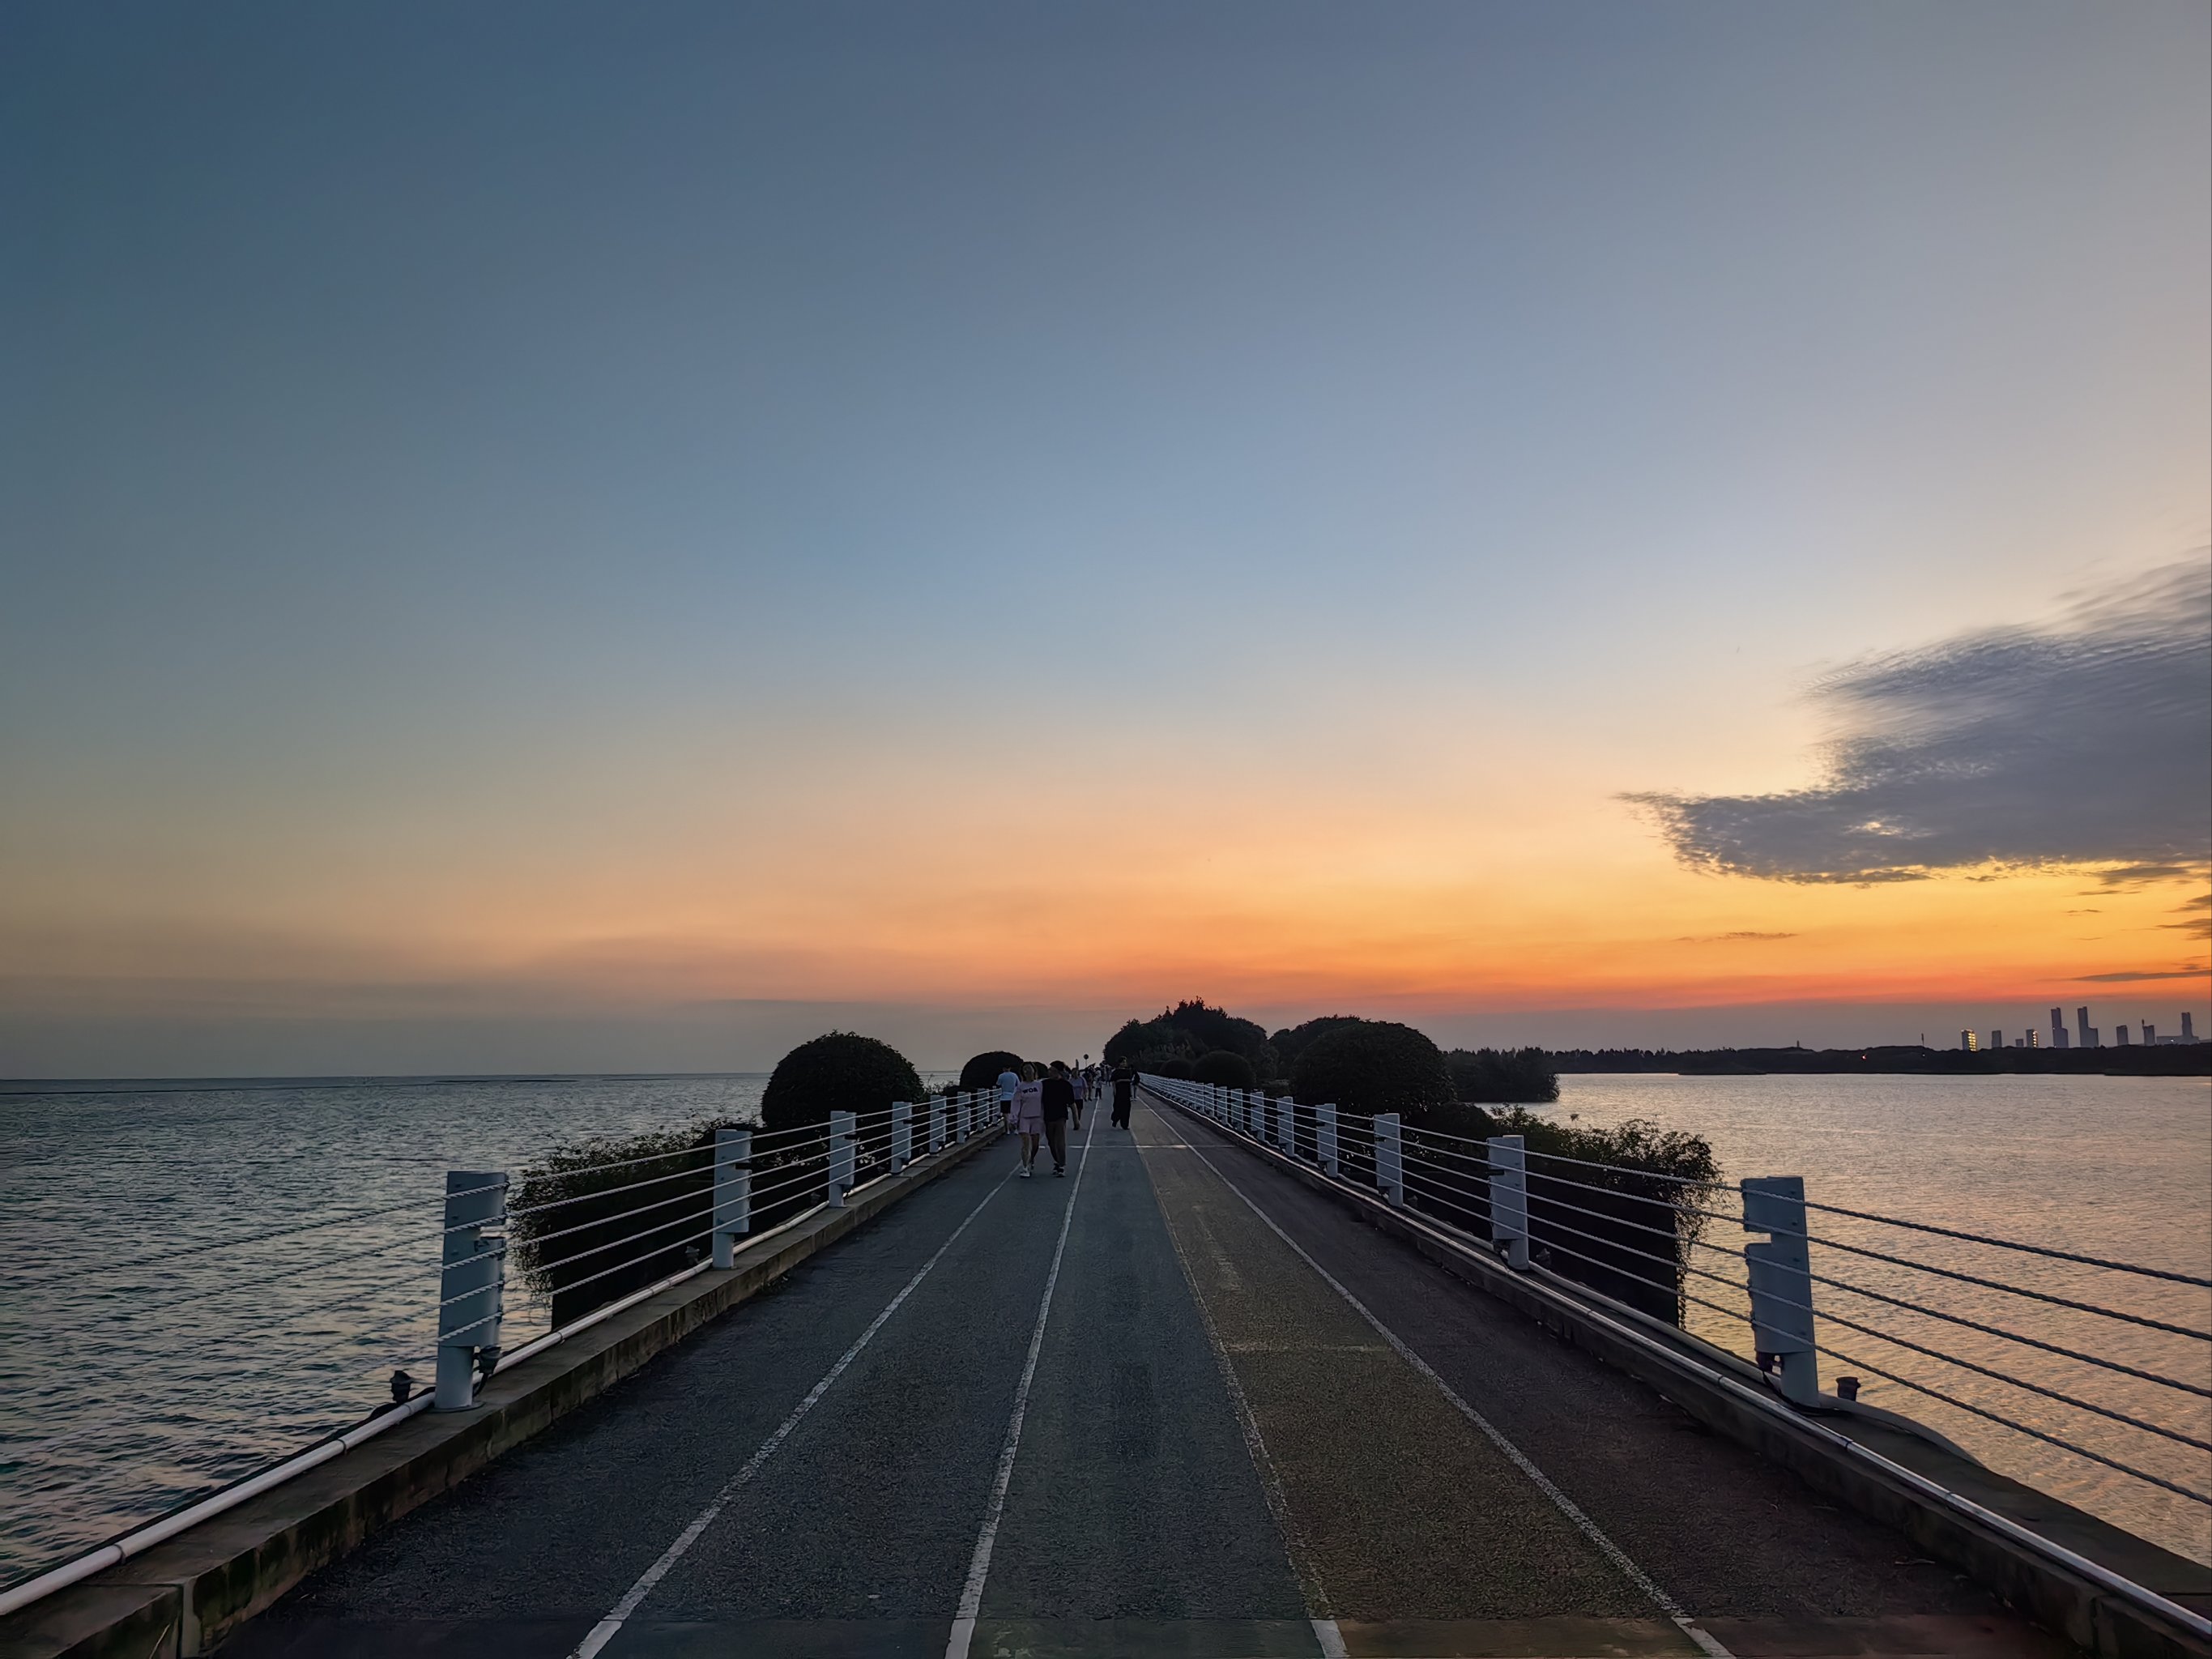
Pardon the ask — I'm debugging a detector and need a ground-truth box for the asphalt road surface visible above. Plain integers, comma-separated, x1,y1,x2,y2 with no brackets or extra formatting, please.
226,1098,2069,1658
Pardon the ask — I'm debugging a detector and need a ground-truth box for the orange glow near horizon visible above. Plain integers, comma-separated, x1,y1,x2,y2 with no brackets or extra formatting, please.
7,761,2202,1033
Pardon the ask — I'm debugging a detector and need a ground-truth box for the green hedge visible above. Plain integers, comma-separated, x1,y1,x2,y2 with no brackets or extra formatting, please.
509,1121,729,1327
1194,1049,1257,1089
1289,1020,1454,1115
761,1031,924,1132
1400,1102,1719,1323
1447,1047,1560,1104
959,1051,1024,1091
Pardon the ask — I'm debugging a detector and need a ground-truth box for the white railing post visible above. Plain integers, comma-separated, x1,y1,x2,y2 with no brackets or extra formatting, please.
1317,1103,1339,1175
712,1127,752,1269
1275,1094,1294,1154
930,1096,947,1155
1744,1175,1819,1404
1374,1112,1404,1207
1487,1134,1529,1269
828,1111,856,1208
891,1101,912,1174
435,1170,508,1410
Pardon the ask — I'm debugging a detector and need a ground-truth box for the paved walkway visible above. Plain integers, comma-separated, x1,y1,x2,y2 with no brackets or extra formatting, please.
227,1100,2069,1657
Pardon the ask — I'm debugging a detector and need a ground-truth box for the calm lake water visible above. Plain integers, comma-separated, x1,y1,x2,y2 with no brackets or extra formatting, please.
2,1071,2207,1581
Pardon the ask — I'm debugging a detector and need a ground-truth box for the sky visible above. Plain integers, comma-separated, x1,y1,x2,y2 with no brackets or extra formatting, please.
3,2,2207,1076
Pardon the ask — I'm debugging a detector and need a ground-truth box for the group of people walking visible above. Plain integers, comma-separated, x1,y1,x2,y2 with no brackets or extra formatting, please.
994,1058,1135,1177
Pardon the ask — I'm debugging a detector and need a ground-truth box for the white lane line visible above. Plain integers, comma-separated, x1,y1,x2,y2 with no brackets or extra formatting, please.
1174,1123,1737,1659
566,1162,1018,1659
1143,1112,1349,1659
943,1111,1099,1659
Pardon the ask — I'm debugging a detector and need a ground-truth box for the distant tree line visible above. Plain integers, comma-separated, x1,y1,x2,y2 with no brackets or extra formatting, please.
1546,1043,2210,1077
1100,1000,1562,1103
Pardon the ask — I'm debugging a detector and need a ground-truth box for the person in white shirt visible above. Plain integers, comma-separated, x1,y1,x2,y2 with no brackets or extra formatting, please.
1010,1065,1046,1175
997,1064,1021,1132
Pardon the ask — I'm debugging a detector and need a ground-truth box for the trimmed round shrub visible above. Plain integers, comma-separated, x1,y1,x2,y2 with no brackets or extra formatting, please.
1154,1056,1197,1081
1289,1020,1453,1115
1194,1049,1256,1090
959,1050,1024,1091
762,1031,924,1132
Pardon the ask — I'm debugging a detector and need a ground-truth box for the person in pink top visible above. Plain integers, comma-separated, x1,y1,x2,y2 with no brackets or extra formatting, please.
1009,1064,1046,1177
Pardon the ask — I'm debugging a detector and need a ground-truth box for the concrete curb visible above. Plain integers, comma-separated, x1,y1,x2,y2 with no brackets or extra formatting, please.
0,1125,1004,1659
1149,1090,2212,1659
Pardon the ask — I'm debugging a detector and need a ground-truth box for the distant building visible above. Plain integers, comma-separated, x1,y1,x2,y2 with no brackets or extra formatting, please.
2114,1023,2132,1046
2050,1008,2069,1050
1960,1030,1977,1052
2186,1013,2199,1043
2144,1023,2157,1044
2027,1027,2042,1049
2076,1006,2099,1048
1989,1030,2002,1051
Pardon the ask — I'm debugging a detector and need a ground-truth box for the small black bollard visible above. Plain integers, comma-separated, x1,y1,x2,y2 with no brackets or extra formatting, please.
1836,1375,1860,1401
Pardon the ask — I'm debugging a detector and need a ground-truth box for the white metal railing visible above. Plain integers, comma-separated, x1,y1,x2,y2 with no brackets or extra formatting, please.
1139,1074,2212,1516
0,1088,1003,1616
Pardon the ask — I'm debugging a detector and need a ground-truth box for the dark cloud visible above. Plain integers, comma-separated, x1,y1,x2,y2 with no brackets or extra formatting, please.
1678,931,1796,942
1627,559,2211,885
2074,967,2207,983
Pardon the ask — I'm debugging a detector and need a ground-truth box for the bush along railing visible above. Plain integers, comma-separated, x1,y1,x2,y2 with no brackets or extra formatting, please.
509,1091,1003,1329
1142,1073,2212,1528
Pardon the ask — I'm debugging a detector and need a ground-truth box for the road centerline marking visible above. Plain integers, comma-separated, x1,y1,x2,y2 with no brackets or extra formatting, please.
1139,1107,1349,1659
1167,1106,1734,1659
565,1158,1018,1659
944,1109,1101,1659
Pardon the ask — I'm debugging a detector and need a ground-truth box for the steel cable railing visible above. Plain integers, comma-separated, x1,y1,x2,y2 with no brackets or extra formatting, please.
1800,1196,2212,1289
1494,1138,2210,1333
3,1087,1001,1607
8,1183,498,1290
1142,1073,2212,1521
1420,1149,2212,1492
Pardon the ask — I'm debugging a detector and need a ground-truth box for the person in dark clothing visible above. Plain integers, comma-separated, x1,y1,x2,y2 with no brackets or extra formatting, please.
1040,1061,1076,1175
1110,1062,1135,1129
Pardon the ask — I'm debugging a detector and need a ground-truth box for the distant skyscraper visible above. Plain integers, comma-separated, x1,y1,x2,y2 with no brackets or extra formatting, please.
1961,1030,1977,1052
2049,1008,2069,1050
2186,1013,2198,1042
2144,1022,2157,1044
2027,1027,2041,1048
2076,1005,2094,1047
2114,1023,2132,1046
1989,1030,2002,1051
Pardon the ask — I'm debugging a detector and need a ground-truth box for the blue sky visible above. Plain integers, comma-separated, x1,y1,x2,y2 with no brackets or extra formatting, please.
3,2,2206,1073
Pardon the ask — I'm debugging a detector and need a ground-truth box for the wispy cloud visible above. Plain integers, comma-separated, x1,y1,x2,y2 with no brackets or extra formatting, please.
2075,967,2207,983
1677,931,1797,942
1626,558,2212,885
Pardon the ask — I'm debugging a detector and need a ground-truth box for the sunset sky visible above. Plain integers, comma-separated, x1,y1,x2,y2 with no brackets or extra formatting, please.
4,2,2207,1075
